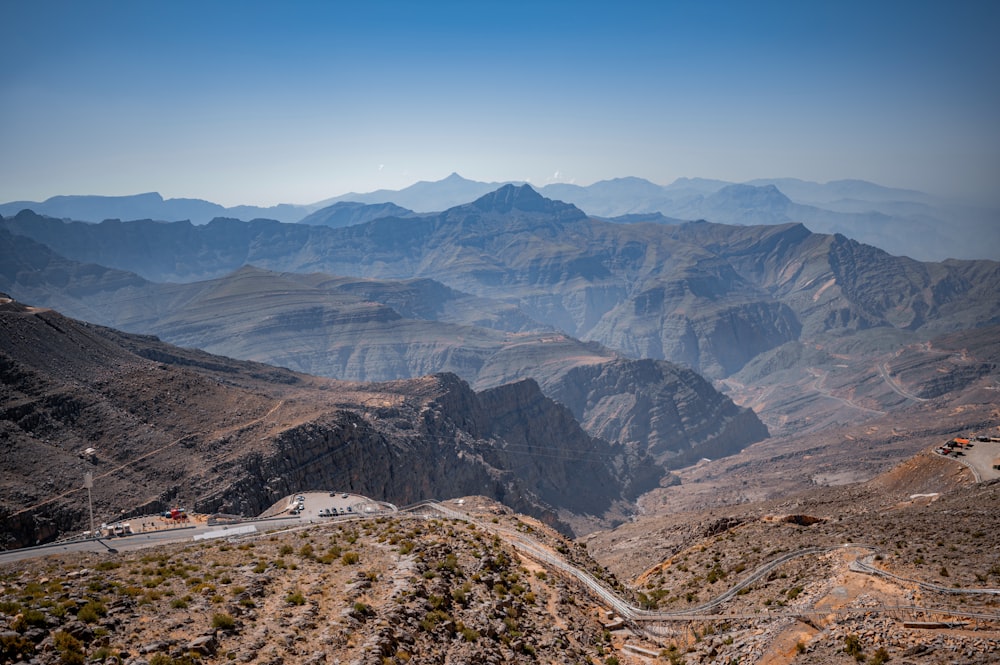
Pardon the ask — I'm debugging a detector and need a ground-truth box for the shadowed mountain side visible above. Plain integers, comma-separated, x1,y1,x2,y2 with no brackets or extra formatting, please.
665,221,1000,338
0,297,660,547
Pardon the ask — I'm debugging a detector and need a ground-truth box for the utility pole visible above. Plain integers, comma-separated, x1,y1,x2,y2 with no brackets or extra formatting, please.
84,472,94,538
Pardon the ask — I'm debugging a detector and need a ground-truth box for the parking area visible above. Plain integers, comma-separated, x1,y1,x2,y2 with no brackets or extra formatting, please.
961,439,1000,481
270,491,392,520
936,437,1000,482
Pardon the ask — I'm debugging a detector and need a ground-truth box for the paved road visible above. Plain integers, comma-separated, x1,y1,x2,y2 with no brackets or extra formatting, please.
0,491,397,565
5,497,999,626
0,516,303,565
412,502,1000,624
852,553,1000,597
807,367,886,417
877,362,929,403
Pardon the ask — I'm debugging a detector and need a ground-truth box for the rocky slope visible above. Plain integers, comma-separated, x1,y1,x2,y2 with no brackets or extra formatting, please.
0,506,624,665
0,297,658,547
582,451,1000,664
542,358,769,467
3,475,998,665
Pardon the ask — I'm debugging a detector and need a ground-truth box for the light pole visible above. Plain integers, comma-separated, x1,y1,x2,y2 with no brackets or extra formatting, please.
84,472,94,539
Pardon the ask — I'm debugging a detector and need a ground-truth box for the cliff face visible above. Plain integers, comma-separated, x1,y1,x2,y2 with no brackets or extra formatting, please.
0,300,655,547
542,358,768,466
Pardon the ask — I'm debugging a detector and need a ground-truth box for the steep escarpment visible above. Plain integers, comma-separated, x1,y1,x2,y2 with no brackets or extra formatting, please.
474,378,660,512
0,298,652,547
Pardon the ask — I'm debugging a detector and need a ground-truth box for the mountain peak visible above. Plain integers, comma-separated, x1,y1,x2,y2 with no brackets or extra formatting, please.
712,183,792,207
471,184,583,218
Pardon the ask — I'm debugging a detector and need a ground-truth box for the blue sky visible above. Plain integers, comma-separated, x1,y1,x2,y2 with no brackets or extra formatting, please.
1,1,998,206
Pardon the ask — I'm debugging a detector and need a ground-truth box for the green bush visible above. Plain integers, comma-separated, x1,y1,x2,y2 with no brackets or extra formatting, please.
286,591,306,606
867,647,890,665
352,601,373,619
76,600,108,623
212,612,236,630
844,634,865,662
53,631,85,664
90,646,119,662
12,607,47,631
0,632,35,661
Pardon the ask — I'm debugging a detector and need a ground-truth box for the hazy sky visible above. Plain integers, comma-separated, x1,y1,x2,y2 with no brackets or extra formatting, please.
2,1,998,207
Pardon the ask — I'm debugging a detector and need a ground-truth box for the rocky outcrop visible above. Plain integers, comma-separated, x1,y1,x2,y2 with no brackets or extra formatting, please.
202,374,651,531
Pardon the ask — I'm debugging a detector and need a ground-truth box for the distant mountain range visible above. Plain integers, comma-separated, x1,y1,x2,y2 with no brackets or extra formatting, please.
3,184,998,442
3,181,998,547
3,172,996,260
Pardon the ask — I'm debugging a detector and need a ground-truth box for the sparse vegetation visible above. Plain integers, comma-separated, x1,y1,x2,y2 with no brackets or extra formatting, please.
212,612,236,630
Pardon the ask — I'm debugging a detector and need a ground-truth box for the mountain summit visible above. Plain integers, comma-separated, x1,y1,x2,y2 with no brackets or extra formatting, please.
471,184,585,218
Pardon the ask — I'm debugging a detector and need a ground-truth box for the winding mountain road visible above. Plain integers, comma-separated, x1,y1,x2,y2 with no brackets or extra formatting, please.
411,501,1000,623
878,362,929,403
5,497,999,625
